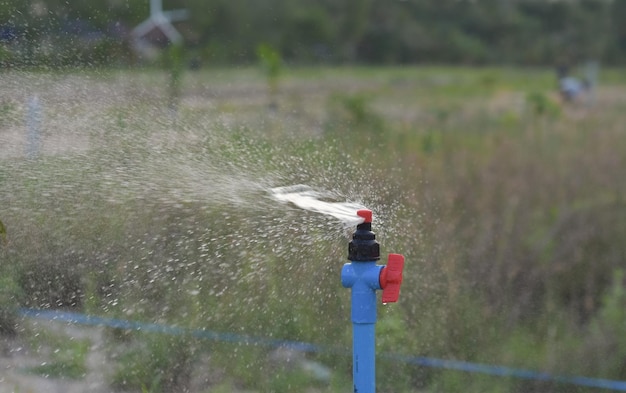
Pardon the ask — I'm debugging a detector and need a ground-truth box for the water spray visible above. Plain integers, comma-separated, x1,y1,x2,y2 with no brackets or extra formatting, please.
342,209,405,392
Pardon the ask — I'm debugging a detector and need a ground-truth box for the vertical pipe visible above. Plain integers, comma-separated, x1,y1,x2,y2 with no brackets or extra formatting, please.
150,0,162,17
353,323,376,393
343,209,387,393
26,95,41,159
343,260,381,393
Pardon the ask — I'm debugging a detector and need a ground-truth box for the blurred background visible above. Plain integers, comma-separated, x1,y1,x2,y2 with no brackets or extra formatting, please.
0,0,624,67
2,1,626,393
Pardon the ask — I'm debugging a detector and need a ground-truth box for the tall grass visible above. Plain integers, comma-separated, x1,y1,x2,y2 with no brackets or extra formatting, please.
1,66,625,392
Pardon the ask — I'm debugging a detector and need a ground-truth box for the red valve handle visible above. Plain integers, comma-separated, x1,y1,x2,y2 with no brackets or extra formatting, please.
379,253,405,303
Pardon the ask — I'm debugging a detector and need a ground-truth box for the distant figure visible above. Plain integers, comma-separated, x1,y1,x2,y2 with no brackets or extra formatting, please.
556,65,590,103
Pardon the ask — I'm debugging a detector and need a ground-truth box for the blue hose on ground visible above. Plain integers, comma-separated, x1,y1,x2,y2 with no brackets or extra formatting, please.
19,308,626,391
18,308,325,354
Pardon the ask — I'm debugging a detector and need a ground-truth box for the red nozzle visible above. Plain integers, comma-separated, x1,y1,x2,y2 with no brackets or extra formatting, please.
380,254,405,303
357,209,372,224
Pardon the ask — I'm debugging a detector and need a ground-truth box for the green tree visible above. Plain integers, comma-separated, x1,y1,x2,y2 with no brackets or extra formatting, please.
1,0,625,66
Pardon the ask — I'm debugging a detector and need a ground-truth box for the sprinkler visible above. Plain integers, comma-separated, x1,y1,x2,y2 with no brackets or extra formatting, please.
341,209,405,393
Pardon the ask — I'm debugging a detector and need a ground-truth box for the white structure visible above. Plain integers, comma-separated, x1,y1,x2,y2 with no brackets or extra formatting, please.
131,0,189,57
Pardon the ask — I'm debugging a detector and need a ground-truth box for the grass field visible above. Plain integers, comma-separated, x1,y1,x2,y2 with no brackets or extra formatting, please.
1,65,626,392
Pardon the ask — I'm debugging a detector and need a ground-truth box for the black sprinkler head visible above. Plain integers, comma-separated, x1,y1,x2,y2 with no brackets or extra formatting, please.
348,209,380,261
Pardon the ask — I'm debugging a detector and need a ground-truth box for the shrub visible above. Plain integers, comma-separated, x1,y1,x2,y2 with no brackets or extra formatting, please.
0,276,20,336
112,334,196,393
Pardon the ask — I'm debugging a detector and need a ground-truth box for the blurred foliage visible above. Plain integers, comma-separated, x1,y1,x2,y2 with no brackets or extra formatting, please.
27,338,90,379
256,43,282,81
0,217,6,245
164,43,184,112
0,0,623,67
256,43,283,108
112,334,197,393
525,91,562,118
0,219,19,337
0,276,20,336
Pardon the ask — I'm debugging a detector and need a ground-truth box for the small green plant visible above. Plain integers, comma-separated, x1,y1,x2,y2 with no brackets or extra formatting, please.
325,93,385,143
339,94,369,123
112,334,196,393
428,369,515,393
0,45,13,67
164,43,185,114
0,218,6,246
27,338,90,379
0,218,20,337
0,276,20,336
0,100,16,126
267,368,323,393
421,131,438,154
256,43,283,109
525,91,561,118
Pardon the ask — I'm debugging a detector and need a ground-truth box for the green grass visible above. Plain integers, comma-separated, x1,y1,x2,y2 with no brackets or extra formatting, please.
25,333,90,380
2,65,626,392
